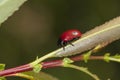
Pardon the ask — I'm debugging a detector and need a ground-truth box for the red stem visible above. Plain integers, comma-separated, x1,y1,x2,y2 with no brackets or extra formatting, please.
0,55,104,77
0,64,32,76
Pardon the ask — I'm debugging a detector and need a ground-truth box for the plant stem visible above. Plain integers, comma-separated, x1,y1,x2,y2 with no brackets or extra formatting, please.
65,64,100,80
30,51,57,67
14,73,34,80
0,55,107,77
109,57,120,62
0,64,32,76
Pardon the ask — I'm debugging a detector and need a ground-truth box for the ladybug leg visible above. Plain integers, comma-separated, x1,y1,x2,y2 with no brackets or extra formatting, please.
68,37,80,46
68,41,74,46
61,41,65,50
74,37,80,40
63,46,65,51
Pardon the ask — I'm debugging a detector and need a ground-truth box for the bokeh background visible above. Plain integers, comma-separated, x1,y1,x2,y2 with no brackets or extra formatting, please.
0,0,120,80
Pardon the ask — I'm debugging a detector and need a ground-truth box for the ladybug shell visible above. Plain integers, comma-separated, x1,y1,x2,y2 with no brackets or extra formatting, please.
57,29,82,47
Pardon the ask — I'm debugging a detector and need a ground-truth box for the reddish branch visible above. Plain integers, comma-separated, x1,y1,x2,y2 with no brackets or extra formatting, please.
0,55,104,77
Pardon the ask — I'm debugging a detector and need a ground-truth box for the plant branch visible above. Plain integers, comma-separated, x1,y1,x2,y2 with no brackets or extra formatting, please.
14,73,34,80
2,55,103,79
0,55,104,77
64,64,100,80
0,53,120,79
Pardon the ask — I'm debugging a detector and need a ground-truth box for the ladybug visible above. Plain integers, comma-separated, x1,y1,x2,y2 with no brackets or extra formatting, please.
57,29,82,50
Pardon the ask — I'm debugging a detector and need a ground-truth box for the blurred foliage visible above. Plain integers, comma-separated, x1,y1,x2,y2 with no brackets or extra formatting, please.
23,71,58,80
0,0,120,80
0,64,6,80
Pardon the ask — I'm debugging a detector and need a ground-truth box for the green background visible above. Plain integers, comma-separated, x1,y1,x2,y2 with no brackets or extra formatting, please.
0,0,120,80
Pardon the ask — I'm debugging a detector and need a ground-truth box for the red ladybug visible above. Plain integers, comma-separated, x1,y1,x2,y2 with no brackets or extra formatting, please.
57,29,82,49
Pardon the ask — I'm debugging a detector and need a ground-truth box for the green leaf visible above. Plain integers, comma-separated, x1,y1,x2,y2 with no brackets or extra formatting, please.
83,51,92,63
62,58,74,67
24,71,59,80
33,64,42,73
104,53,110,62
0,64,5,71
0,64,6,80
0,77,6,80
0,0,27,25
63,58,73,64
